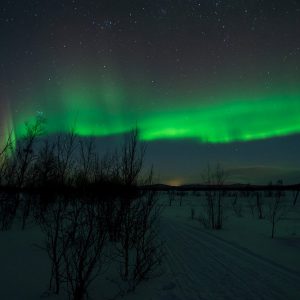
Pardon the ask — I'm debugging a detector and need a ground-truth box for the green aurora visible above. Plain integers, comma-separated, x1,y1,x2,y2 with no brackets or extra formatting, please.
9,84,300,144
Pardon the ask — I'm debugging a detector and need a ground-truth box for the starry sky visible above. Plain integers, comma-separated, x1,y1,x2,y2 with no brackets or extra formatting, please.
1,0,300,184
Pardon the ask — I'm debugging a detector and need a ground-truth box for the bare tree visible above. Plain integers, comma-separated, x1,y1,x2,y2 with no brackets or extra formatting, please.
14,116,45,188
132,191,163,286
202,163,226,229
54,129,78,187
113,140,163,292
120,128,146,187
40,198,108,299
98,151,120,185
267,190,287,238
0,130,15,186
38,198,67,294
0,132,19,229
33,139,56,188
116,191,163,292
75,138,97,187
0,129,14,159
62,200,107,300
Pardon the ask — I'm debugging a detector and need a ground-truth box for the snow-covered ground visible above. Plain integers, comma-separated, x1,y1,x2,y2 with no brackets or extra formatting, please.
0,191,299,299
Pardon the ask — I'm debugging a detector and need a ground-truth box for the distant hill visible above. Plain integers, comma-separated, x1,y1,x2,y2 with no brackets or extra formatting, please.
141,183,300,191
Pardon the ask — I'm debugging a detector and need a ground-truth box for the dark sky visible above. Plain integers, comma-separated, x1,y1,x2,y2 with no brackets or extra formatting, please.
1,0,300,184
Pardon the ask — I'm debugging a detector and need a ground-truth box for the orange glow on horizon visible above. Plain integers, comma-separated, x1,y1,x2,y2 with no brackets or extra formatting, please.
165,178,184,187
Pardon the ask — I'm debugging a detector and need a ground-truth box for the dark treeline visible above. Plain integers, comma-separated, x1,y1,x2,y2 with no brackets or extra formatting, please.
0,116,152,193
0,117,163,300
145,184,300,192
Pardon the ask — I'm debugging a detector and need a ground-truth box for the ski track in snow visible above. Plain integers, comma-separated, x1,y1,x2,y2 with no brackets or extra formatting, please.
157,216,300,300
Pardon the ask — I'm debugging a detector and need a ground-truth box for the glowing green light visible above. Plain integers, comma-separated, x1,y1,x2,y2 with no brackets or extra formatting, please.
10,81,300,144
140,94,300,143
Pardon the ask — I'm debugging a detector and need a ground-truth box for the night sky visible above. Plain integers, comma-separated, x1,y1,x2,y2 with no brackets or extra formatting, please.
1,0,300,184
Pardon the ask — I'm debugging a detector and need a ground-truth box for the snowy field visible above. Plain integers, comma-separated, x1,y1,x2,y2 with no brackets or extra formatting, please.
0,191,300,300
